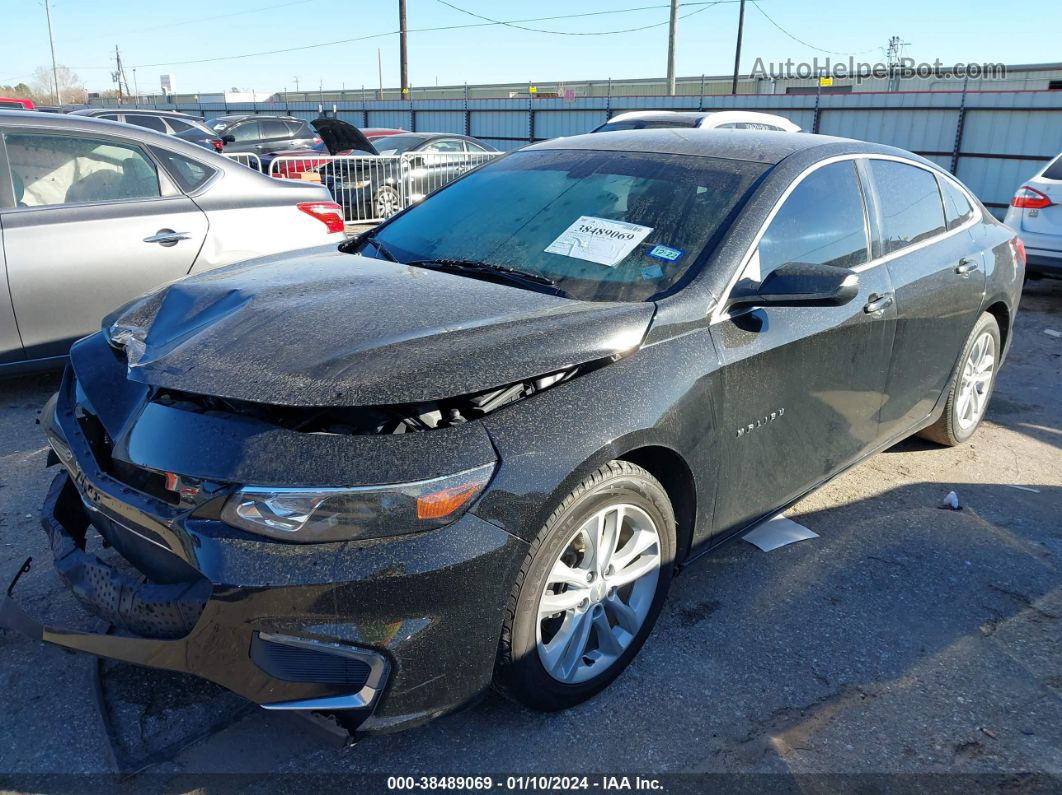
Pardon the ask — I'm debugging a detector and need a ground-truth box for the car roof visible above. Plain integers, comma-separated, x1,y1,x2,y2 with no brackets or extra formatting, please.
71,107,200,118
528,128,897,165
210,114,302,123
0,108,231,151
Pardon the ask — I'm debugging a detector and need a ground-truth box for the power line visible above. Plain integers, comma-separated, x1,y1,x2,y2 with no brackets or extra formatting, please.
750,1,876,57
130,1,737,68
433,0,715,36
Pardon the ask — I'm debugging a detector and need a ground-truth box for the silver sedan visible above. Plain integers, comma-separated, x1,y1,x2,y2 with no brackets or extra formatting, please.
0,110,346,372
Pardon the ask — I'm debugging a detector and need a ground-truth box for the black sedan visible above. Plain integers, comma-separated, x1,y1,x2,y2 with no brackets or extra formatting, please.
2,130,1023,733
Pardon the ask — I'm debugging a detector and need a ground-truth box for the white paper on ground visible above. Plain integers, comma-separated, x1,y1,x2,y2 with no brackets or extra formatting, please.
742,513,819,552
544,216,653,266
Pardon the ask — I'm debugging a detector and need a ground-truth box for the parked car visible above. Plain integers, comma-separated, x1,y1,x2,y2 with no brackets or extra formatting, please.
2,129,1023,733
263,117,378,180
319,131,499,219
0,97,35,110
0,110,344,372
1004,152,1061,279
206,114,322,155
592,110,801,133
69,108,223,151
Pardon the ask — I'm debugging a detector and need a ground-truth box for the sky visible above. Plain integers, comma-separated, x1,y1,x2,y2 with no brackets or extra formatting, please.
3,0,1061,96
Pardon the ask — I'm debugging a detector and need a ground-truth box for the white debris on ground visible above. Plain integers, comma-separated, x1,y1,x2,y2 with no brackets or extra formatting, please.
742,513,819,551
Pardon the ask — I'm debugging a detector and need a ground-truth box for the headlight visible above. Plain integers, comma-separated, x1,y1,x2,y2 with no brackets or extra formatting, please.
220,463,495,543
339,178,372,190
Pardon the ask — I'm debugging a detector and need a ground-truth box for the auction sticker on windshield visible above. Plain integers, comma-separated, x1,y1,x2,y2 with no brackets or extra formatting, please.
545,216,653,266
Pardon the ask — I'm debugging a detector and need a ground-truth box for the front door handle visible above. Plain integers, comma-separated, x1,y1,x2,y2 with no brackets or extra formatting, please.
143,229,190,247
955,258,979,275
864,293,894,314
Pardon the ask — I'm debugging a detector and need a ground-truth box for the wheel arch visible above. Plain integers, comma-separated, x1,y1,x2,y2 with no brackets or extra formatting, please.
983,300,1011,353
617,445,698,566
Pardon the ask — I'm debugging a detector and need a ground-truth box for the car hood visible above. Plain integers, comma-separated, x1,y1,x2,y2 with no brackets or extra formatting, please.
311,117,378,156
106,249,655,407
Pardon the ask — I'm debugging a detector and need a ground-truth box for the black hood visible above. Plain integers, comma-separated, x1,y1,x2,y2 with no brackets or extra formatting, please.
311,117,377,155
105,249,655,408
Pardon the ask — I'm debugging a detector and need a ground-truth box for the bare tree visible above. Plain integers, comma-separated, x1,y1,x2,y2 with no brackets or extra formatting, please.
29,64,86,104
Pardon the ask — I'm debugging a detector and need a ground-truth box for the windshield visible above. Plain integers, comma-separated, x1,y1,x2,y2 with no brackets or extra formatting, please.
372,134,426,155
595,118,699,133
364,149,766,302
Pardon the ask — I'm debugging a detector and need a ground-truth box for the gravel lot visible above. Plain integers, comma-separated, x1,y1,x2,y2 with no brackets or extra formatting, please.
0,280,1059,782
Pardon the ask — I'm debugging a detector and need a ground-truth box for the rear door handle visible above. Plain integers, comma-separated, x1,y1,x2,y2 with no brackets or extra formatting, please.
143,229,190,247
864,293,894,314
955,258,979,275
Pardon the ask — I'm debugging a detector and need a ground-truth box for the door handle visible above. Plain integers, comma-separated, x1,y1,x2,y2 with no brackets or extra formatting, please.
955,258,979,275
863,293,894,314
143,229,190,247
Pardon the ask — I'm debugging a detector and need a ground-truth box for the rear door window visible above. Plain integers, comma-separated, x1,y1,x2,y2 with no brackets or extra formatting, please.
150,147,216,193
229,121,260,142
260,120,290,140
124,114,168,133
868,160,947,255
5,132,161,207
166,118,196,133
757,160,869,273
939,177,975,230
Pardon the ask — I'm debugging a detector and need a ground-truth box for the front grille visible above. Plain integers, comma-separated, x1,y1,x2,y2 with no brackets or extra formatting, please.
250,634,373,686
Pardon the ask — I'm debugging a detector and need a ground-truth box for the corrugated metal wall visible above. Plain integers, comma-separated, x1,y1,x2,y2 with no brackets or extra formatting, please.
140,90,1062,217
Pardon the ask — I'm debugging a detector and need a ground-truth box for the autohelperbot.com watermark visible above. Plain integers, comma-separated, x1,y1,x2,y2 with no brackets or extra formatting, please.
750,56,1007,84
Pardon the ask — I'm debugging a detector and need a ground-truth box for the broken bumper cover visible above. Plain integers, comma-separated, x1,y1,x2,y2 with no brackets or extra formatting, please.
2,387,527,732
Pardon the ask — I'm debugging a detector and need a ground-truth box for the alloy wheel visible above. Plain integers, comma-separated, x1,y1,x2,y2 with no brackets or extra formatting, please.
956,331,995,430
536,504,661,684
375,187,400,218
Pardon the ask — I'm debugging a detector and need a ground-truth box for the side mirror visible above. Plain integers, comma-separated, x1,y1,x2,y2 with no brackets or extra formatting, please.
221,134,235,144
407,155,426,169
730,262,859,309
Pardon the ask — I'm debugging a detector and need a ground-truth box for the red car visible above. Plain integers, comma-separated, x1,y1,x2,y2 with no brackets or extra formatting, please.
0,97,35,110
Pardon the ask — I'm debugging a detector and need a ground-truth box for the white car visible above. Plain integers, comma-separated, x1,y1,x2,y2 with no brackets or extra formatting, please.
1003,153,1062,279
0,110,345,372
592,110,801,134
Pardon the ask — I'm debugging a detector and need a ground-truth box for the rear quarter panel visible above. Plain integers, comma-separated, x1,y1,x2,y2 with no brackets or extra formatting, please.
190,166,344,271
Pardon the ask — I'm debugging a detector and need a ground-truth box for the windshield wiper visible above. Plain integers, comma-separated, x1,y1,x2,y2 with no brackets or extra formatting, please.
405,258,565,295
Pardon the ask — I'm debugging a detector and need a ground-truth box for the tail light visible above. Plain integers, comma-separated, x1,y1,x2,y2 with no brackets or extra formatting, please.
297,201,344,234
1009,237,1027,268
1010,185,1052,209
211,138,224,152
312,135,323,145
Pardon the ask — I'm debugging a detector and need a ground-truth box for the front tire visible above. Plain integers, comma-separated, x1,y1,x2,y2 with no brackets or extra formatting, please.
919,312,1001,446
373,185,401,219
494,461,676,712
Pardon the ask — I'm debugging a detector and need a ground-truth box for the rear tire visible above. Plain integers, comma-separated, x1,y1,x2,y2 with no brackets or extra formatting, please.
494,460,675,712
919,312,1001,447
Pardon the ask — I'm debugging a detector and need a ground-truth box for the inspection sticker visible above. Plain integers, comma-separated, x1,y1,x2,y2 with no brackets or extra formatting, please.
647,244,685,262
544,216,653,267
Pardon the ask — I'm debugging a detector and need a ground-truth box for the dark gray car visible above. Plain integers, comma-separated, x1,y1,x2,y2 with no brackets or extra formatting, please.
206,114,321,155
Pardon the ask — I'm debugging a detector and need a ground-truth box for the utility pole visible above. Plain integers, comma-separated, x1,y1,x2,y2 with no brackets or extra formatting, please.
666,0,679,95
44,0,61,104
730,0,746,95
132,68,139,102
377,48,383,99
293,76,300,93
399,0,408,96
113,45,130,104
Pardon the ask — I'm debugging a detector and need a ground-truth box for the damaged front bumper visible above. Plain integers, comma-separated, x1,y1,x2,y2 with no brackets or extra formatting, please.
1,352,528,732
